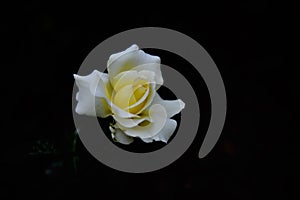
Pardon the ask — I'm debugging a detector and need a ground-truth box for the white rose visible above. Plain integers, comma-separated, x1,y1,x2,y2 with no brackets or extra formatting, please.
74,44,185,144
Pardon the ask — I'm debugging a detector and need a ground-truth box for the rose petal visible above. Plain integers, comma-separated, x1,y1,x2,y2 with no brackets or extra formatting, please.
112,84,137,109
110,102,139,118
130,82,155,114
113,114,150,128
141,119,177,143
77,71,139,119
135,70,156,83
152,93,185,118
121,104,167,138
111,70,156,115
111,70,138,91
74,70,111,117
125,85,150,114
74,70,139,118
107,45,160,84
132,63,163,88
94,71,113,100
124,71,156,114
112,70,156,91
107,44,138,67
112,128,134,145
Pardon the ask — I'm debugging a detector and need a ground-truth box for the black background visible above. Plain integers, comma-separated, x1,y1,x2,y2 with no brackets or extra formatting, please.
1,1,299,199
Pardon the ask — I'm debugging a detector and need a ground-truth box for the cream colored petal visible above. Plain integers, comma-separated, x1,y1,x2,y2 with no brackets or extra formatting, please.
136,70,156,83
113,114,150,128
128,83,156,115
112,84,136,109
74,89,96,116
95,98,112,118
132,63,163,88
74,70,111,117
112,128,134,145
123,104,167,138
152,93,185,118
141,119,177,143
112,70,155,91
76,71,138,118
107,45,160,84
113,87,150,114
107,44,139,67
111,70,156,115
94,71,113,100
111,70,139,91
125,84,150,113
110,103,139,118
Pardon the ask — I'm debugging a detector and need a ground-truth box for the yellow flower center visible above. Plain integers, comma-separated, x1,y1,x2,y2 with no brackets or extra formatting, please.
112,78,149,114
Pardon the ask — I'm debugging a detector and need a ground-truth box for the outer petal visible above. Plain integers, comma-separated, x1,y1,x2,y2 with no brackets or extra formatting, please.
152,93,185,118
94,71,113,100
107,44,138,67
107,45,160,84
120,104,167,138
141,119,177,143
74,70,111,117
112,128,134,145
76,71,139,119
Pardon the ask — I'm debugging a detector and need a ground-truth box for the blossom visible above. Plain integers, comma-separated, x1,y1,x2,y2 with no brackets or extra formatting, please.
74,44,185,144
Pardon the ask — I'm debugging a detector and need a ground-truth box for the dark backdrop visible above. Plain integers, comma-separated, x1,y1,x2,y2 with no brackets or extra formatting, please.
1,1,298,200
